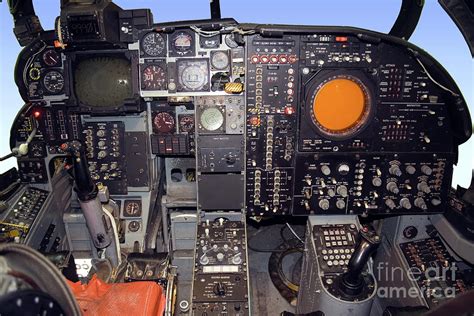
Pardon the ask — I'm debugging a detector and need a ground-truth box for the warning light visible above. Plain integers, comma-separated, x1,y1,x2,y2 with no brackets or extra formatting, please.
336,36,348,42
285,107,295,115
33,110,42,119
249,116,261,126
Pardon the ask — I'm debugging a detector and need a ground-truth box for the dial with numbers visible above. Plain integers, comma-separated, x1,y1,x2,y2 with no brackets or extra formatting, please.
141,32,166,57
142,64,167,90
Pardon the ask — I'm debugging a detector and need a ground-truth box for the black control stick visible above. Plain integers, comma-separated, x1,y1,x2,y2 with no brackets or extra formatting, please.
62,140,112,250
338,226,381,296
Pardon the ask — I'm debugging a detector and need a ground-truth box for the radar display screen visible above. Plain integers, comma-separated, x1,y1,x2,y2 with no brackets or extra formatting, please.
74,56,133,108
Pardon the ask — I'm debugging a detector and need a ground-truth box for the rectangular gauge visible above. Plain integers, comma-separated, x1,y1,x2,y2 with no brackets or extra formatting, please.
176,58,210,92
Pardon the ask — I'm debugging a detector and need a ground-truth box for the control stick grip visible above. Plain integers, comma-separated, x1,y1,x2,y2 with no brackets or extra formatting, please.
339,226,381,296
61,140,97,201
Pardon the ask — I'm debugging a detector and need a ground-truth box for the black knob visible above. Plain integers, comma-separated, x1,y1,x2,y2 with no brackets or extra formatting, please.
213,282,226,297
338,225,380,296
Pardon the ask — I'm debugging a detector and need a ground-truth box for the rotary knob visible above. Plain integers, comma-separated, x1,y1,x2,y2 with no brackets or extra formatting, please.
372,177,382,187
389,165,402,177
321,165,331,176
405,165,416,175
414,197,428,210
200,255,209,265
417,182,431,194
421,165,433,176
213,282,227,297
319,199,330,210
232,254,242,265
385,199,396,210
386,182,399,194
336,185,348,197
399,198,412,210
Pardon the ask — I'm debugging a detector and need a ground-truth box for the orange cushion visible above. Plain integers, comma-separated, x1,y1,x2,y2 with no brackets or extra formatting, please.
67,275,166,316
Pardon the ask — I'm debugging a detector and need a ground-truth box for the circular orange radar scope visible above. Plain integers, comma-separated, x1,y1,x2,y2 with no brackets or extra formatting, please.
311,75,372,138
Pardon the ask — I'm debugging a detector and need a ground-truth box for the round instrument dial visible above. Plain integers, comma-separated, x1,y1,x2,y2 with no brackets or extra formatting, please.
142,65,167,90
211,72,231,91
172,32,193,54
211,51,230,70
200,107,224,131
125,201,141,216
179,115,195,133
42,49,61,67
43,70,65,94
141,32,166,57
311,75,371,138
224,34,238,48
181,64,208,91
153,112,175,134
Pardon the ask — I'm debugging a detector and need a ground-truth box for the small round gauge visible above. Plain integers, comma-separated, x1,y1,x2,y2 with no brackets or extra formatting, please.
43,70,64,94
179,115,195,133
211,51,230,70
172,32,194,54
125,201,141,217
141,32,166,56
153,112,175,133
180,64,208,91
224,34,239,48
42,49,61,67
211,72,231,91
142,65,167,90
200,107,224,131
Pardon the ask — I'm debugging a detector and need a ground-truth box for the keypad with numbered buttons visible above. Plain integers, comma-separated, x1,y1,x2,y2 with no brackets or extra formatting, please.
313,224,358,273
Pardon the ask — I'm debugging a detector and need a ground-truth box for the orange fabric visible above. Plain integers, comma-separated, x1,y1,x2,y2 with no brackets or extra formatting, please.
313,78,367,132
67,275,166,316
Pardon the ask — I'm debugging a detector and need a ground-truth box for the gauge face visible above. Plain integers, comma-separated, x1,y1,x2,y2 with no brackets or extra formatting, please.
178,60,209,92
179,115,195,133
42,49,61,67
211,72,230,91
141,32,166,57
200,34,220,49
153,112,175,134
142,64,167,90
224,34,238,48
171,31,194,56
43,70,64,94
200,107,224,131
211,51,230,70
124,200,142,217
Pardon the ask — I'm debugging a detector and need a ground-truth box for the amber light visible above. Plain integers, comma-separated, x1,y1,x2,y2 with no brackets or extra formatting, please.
312,77,369,136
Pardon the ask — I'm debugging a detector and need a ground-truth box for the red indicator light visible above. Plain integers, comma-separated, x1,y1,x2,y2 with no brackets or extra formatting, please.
251,55,260,64
285,107,295,115
336,36,348,42
33,110,42,119
249,116,261,126
288,55,297,64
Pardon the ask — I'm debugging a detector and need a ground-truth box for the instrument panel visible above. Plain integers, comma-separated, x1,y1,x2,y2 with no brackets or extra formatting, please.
11,20,470,220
